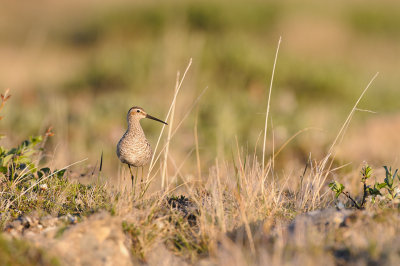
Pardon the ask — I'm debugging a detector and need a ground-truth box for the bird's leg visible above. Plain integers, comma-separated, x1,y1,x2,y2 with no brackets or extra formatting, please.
134,167,139,195
140,167,144,191
128,165,135,191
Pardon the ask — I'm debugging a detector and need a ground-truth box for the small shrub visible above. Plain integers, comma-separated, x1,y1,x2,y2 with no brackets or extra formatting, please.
0,89,111,227
329,164,400,209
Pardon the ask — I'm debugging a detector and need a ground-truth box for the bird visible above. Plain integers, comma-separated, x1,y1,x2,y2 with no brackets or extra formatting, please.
116,106,167,189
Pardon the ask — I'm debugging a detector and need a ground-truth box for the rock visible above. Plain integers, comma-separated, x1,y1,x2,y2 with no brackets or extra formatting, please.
6,219,23,232
59,213,79,224
42,211,132,266
5,214,41,236
4,212,132,265
147,244,188,266
288,208,354,235
39,215,59,228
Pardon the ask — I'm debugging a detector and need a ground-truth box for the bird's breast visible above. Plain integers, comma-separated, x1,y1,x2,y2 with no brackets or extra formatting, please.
116,135,152,167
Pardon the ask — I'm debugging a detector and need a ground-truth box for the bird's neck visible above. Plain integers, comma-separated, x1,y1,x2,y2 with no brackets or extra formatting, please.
127,119,145,137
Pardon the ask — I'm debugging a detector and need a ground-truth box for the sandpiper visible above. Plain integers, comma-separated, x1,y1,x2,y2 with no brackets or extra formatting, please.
116,106,167,188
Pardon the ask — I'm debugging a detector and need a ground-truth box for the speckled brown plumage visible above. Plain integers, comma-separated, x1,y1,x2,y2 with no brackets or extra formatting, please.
116,117,152,167
116,107,167,186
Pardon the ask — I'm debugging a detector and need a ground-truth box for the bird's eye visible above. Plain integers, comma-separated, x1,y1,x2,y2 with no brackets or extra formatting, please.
137,110,140,113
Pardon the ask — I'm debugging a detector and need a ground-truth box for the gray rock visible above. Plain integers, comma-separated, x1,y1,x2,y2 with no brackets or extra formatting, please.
39,215,59,228
43,211,132,266
147,244,189,266
59,214,79,224
288,208,354,234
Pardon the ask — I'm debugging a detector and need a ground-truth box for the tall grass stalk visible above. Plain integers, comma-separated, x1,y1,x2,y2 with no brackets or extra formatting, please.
194,107,202,180
215,158,226,233
142,85,208,195
328,72,379,155
146,59,192,186
161,71,180,189
262,37,281,194
316,72,379,201
293,72,379,210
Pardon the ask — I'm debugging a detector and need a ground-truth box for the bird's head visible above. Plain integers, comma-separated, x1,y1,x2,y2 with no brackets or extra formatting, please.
127,106,168,125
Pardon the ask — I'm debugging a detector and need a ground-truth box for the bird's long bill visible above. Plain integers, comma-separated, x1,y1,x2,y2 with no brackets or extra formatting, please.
146,114,168,125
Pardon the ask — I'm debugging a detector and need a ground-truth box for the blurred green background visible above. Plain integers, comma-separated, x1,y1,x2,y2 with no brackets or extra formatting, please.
1,0,399,177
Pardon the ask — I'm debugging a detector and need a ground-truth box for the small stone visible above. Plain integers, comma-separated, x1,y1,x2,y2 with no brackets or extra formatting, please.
66,214,78,224
40,215,59,227
7,220,23,232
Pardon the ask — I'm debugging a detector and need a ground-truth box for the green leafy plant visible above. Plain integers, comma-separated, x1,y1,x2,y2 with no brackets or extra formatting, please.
0,89,111,226
329,164,400,209
382,166,399,199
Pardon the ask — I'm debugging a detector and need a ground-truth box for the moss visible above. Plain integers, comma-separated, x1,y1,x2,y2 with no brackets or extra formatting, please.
2,174,113,227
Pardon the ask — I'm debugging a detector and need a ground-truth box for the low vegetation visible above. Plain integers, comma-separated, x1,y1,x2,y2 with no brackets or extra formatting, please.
330,164,400,209
1,82,399,265
0,91,112,227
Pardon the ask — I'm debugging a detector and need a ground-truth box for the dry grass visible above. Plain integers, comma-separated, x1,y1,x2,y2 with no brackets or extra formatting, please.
1,2,399,262
93,54,397,265
1,41,399,264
